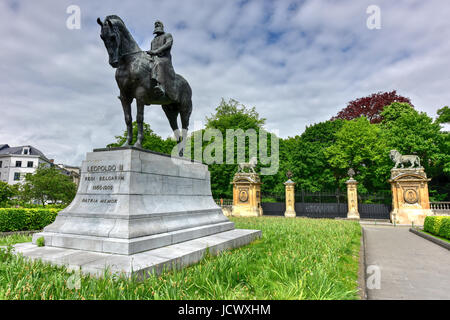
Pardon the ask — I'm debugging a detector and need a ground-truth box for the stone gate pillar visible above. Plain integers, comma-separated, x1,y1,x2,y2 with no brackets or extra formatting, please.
389,167,432,225
284,179,296,218
346,170,360,220
231,172,262,217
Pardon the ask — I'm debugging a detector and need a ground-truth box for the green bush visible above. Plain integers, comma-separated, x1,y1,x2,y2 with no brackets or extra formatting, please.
438,218,450,240
423,216,434,233
424,215,450,240
0,208,60,232
36,237,45,247
424,216,442,234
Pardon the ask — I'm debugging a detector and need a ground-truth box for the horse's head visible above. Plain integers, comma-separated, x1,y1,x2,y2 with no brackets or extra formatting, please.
97,17,121,68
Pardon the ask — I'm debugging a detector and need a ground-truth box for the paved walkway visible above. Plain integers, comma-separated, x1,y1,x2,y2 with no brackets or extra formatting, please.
363,225,450,300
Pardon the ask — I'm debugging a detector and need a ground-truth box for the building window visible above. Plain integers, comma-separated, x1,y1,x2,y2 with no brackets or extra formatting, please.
22,147,30,155
15,161,22,167
27,161,33,168
0,161,2,168
14,172,20,181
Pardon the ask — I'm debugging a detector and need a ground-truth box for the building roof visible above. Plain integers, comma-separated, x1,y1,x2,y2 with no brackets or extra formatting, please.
0,144,50,161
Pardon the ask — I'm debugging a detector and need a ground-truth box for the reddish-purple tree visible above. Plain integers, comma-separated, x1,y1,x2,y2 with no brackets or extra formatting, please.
331,91,413,123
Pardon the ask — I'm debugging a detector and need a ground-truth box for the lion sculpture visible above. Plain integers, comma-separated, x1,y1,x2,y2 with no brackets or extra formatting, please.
237,157,257,173
389,150,421,169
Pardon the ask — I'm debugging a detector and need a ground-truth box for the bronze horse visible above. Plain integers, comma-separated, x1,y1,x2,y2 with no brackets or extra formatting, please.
97,15,192,156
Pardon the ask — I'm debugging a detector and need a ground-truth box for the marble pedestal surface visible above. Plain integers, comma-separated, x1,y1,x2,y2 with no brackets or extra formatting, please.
13,229,261,279
32,147,244,255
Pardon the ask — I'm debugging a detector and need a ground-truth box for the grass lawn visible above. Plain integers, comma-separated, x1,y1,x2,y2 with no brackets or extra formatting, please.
0,217,361,300
0,234,32,246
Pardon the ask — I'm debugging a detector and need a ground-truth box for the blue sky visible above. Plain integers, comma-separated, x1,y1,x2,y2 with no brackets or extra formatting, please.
1,0,449,165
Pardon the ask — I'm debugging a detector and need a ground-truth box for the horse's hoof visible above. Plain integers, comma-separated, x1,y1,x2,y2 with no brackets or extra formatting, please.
133,143,142,149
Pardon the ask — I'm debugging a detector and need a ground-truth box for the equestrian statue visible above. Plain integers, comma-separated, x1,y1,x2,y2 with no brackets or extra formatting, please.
97,15,192,156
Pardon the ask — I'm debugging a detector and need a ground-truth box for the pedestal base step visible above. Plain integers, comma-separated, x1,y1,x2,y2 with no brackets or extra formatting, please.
32,221,235,255
12,229,261,279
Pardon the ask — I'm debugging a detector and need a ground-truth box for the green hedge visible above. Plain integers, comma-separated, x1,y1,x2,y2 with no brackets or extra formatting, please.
0,208,60,232
438,218,450,239
423,215,450,240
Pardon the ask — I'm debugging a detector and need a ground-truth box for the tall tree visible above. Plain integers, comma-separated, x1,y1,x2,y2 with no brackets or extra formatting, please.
19,164,77,206
380,102,446,174
325,117,390,193
436,106,450,124
0,181,16,206
332,90,413,123
281,120,345,192
188,98,278,198
380,102,449,200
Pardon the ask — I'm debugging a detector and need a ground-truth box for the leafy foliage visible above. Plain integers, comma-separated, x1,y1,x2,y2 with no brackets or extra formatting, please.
436,106,450,124
438,218,450,239
205,98,266,130
18,165,77,206
332,90,413,123
380,102,449,197
325,117,391,193
424,216,450,240
105,97,449,200
189,99,277,198
281,120,345,192
0,181,16,206
0,208,60,232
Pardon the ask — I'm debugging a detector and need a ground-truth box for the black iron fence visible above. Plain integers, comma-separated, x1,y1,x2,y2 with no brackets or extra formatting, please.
214,199,233,207
261,192,285,203
261,202,286,216
295,203,348,218
260,189,392,220
358,203,391,220
295,189,347,204
358,191,391,205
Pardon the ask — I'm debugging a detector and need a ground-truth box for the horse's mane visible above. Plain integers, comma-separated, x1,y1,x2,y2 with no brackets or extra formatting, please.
105,15,125,26
105,15,131,36
104,15,140,52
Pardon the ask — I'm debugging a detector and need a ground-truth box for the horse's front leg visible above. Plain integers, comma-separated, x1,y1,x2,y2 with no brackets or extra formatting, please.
134,100,145,148
119,95,133,146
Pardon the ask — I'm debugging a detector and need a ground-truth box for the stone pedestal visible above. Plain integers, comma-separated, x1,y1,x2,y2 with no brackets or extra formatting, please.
346,178,360,220
32,147,258,255
389,167,432,225
21,147,261,278
231,172,262,217
284,179,296,218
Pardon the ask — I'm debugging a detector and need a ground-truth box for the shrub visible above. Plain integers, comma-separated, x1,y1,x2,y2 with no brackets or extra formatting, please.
0,208,60,232
423,216,444,235
438,218,450,240
423,216,435,233
424,215,450,240
36,237,45,247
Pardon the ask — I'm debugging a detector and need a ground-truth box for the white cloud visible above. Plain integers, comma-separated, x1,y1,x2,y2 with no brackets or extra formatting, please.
0,0,449,166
